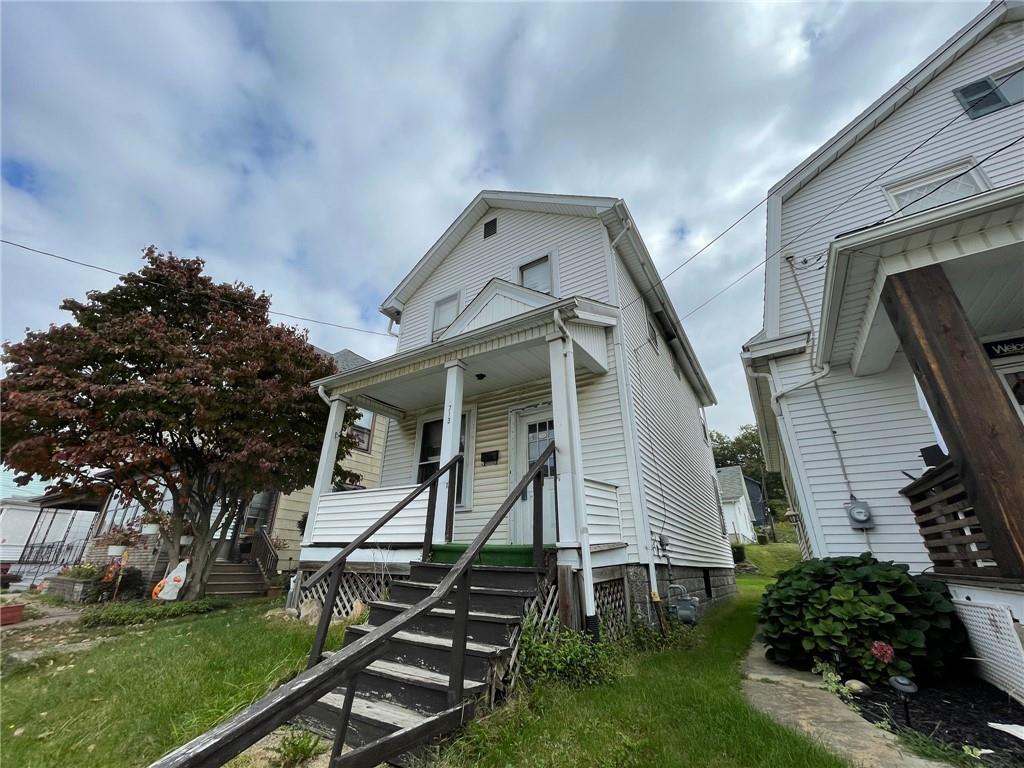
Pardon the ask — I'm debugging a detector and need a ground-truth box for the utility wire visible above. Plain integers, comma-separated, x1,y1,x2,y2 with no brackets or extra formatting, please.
631,62,1024,319
0,239,394,337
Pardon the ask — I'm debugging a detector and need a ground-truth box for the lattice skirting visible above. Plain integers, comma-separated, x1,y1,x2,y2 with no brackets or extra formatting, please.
300,569,405,619
595,577,630,641
954,599,1024,705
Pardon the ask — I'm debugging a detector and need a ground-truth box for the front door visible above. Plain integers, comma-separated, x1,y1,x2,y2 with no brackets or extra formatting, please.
511,409,557,545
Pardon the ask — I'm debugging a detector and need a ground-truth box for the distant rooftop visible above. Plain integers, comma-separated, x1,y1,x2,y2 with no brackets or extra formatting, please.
715,466,746,502
313,346,371,373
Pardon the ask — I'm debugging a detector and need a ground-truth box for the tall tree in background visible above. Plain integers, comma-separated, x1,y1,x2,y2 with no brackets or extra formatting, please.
709,424,787,516
2,248,357,598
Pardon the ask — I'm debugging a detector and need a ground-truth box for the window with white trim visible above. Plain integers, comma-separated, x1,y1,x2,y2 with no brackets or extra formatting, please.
519,255,552,294
432,294,459,340
349,409,373,452
417,413,468,505
954,64,1024,119
884,164,986,217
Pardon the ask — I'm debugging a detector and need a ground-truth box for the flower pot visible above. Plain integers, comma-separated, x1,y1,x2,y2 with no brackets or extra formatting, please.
0,603,26,626
107,544,127,557
141,523,161,536
179,535,194,546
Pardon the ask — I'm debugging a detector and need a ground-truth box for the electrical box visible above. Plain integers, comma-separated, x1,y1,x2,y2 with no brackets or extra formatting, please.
844,499,874,530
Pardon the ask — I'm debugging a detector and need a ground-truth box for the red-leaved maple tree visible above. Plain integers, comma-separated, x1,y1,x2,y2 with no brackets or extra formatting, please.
2,248,357,598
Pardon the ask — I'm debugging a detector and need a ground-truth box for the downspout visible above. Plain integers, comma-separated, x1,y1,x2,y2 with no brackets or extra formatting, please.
772,363,831,409
317,385,331,406
552,309,599,636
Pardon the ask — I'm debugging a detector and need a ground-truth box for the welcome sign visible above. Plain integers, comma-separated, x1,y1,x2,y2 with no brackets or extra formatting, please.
983,335,1024,360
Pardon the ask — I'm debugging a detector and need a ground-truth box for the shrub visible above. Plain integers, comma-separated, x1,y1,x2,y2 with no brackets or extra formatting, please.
759,553,969,683
1,572,23,589
731,544,746,563
83,567,146,603
80,596,232,627
518,619,617,688
58,563,100,580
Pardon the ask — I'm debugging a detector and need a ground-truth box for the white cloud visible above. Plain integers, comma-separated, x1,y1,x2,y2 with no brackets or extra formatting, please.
1,1,985,431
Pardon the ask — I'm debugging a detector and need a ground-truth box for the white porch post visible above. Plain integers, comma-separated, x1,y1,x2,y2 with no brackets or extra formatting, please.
303,392,349,546
547,328,598,634
435,360,465,543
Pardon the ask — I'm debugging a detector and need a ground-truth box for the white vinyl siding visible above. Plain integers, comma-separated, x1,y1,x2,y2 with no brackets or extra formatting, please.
765,21,1024,571
615,255,734,569
397,209,612,352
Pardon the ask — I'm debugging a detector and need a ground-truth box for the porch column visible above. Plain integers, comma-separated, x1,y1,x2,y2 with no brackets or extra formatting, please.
548,329,598,635
435,360,465,543
881,264,1024,579
303,393,349,546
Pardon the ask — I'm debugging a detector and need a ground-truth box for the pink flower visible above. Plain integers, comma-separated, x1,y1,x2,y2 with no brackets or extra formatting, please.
870,641,895,664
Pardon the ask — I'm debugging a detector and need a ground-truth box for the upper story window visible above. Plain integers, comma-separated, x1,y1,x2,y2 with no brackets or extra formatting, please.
954,64,1024,119
349,409,374,452
647,312,659,352
432,294,459,341
519,255,552,294
883,163,987,217
483,217,497,238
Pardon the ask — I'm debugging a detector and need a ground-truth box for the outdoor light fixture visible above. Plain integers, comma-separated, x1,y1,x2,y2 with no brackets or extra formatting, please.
475,372,487,380
828,643,842,670
888,675,918,726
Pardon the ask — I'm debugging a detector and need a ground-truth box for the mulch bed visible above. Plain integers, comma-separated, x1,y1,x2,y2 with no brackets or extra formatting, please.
853,677,1024,768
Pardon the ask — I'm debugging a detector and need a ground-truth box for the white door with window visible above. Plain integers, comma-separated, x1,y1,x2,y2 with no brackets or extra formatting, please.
510,409,557,545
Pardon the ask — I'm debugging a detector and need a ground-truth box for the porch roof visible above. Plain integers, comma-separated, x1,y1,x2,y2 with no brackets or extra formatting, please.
817,183,1024,375
311,296,618,417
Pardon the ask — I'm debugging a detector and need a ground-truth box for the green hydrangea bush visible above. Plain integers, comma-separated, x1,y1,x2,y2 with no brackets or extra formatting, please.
758,553,970,683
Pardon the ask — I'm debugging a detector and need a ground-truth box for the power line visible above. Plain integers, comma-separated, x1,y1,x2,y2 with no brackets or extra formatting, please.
680,130,1024,321
0,239,395,338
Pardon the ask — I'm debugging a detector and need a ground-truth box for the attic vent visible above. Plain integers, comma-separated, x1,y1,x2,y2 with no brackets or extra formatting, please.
483,218,497,239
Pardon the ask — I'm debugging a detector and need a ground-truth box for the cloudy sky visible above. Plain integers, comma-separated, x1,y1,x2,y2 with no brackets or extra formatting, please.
1,1,983,435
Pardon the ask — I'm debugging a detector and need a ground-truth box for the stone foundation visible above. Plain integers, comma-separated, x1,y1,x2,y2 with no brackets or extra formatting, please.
654,563,737,616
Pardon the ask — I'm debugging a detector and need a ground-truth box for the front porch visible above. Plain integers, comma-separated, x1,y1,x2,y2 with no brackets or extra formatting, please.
821,182,1024,701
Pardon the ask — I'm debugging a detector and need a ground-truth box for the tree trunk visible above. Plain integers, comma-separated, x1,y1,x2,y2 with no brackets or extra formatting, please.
182,534,216,600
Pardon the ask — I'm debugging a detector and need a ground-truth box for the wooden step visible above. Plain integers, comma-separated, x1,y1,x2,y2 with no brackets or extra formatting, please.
409,561,541,591
390,580,536,615
344,624,509,681
368,600,521,647
322,656,487,714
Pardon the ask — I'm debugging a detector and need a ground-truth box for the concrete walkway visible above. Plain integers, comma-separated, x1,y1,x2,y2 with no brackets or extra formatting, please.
742,641,946,768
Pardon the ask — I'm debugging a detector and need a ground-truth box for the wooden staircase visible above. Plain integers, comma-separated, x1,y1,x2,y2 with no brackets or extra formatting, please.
297,560,539,764
206,561,268,598
148,445,553,768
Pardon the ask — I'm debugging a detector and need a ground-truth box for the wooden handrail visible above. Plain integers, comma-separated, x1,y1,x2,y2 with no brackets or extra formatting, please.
252,526,279,580
148,442,555,768
304,453,465,590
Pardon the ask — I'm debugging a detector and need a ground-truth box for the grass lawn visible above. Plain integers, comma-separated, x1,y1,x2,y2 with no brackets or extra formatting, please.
743,542,803,577
1,601,343,768
436,576,847,768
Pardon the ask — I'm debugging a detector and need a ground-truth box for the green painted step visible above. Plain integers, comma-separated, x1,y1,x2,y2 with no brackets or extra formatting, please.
428,544,550,567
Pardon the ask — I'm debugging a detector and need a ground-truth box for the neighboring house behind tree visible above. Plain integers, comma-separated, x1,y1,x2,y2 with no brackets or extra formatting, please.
715,466,758,544
270,348,388,571
742,0,1024,701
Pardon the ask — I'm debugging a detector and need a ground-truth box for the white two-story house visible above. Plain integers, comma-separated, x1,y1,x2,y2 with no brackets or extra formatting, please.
743,0,1024,701
299,190,735,633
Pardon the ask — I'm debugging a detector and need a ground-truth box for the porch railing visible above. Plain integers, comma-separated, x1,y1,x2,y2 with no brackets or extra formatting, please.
148,444,551,768
251,527,278,580
900,460,999,577
17,539,89,567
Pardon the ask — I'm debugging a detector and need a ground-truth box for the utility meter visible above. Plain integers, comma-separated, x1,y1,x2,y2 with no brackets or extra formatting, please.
845,499,874,530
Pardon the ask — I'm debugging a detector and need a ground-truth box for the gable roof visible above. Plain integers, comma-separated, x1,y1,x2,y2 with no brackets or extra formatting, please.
716,466,748,502
312,346,371,373
379,190,716,406
439,278,556,340
771,1,1020,201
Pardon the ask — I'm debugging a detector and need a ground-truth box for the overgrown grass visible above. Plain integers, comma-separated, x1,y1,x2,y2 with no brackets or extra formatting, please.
1,603,347,767
436,578,849,768
744,542,803,577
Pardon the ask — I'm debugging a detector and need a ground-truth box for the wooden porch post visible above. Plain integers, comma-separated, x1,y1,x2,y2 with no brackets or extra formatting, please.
435,360,465,544
303,393,349,546
880,264,1024,579
548,329,598,635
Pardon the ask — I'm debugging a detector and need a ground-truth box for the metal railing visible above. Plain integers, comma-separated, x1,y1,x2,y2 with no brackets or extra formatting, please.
17,539,89,567
148,443,551,768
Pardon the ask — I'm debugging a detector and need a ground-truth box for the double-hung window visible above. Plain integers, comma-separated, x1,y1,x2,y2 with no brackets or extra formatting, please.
432,294,459,341
417,414,468,505
519,255,552,294
350,409,373,452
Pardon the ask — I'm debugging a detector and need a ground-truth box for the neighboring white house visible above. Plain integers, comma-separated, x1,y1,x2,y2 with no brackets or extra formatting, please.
743,0,1024,701
715,466,757,544
300,190,736,632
